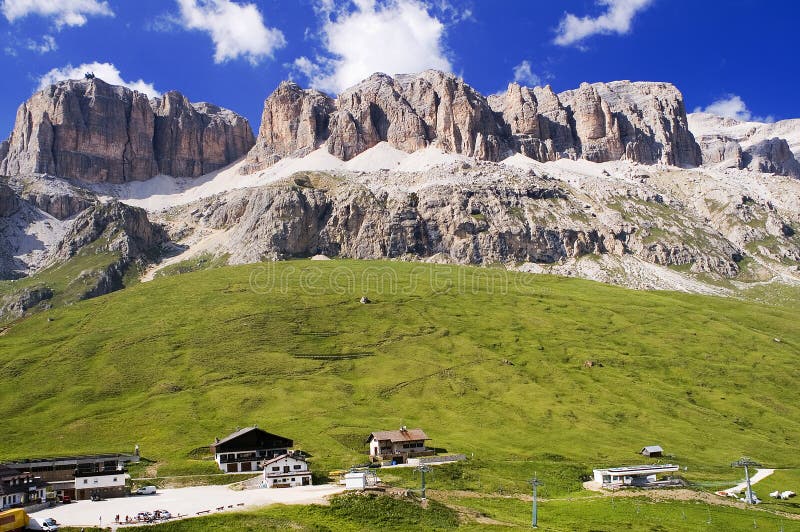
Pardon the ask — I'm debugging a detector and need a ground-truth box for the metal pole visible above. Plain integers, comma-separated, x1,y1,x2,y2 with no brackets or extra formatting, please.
731,457,761,505
744,464,753,504
415,464,431,501
530,474,543,528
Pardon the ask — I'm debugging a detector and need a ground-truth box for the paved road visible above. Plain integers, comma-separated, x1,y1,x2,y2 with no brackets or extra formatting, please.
29,483,346,528
720,468,775,496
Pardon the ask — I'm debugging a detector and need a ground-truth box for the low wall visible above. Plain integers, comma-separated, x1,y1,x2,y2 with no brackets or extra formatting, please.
407,455,467,466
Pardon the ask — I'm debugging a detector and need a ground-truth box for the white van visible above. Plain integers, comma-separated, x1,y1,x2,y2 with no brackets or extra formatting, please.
134,486,157,495
27,517,60,531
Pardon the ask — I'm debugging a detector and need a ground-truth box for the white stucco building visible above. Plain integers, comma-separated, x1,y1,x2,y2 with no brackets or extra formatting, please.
74,469,128,500
261,454,312,488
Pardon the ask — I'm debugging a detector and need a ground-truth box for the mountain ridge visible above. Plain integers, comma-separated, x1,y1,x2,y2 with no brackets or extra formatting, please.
1,72,800,313
243,70,704,173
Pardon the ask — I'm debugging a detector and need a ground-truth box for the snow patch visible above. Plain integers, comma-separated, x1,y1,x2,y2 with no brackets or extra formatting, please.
90,143,476,212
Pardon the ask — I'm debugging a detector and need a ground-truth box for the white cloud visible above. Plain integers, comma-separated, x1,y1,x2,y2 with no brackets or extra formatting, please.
26,34,57,54
176,0,286,65
299,0,452,95
554,0,653,47
37,62,161,98
694,94,774,123
512,60,542,87
1,0,113,28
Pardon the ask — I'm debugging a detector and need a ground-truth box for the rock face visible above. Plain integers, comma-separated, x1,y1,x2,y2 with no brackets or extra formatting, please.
0,78,255,183
201,181,614,266
54,200,167,262
557,81,701,166
175,169,753,283
245,71,702,170
697,136,743,168
0,183,19,217
243,82,335,173
694,134,800,178
0,285,53,319
244,71,513,169
743,138,800,178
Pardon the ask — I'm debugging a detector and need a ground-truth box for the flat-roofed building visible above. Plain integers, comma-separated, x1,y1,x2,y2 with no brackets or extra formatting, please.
593,464,680,488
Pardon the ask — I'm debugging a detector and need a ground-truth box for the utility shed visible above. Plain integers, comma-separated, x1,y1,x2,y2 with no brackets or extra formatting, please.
640,445,664,457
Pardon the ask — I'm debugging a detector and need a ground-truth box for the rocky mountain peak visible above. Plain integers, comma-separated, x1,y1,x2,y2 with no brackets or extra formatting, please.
244,71,703,172
0,78,255,184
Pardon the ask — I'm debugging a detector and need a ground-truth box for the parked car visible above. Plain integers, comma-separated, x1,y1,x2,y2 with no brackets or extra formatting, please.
27,517,60,531
134,486,157,495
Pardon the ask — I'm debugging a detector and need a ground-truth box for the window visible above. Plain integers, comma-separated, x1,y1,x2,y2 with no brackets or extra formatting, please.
272,467,280,472
293,465,302,470
83,479,88,485
113,477,117,482
291,478,295,481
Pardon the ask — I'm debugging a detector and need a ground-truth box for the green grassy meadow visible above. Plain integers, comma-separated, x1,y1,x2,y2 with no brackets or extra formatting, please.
2,259,799,529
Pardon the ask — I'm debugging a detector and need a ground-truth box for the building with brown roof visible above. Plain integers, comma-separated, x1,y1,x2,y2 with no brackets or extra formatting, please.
367,427,432,464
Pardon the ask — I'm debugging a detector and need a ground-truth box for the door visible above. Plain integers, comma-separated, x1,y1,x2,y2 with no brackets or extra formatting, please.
226,463,238,473
302,477,310,486
241,462,252,472
284,466,290,473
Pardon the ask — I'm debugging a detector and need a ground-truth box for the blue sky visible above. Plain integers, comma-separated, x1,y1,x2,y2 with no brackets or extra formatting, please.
1,0,797,137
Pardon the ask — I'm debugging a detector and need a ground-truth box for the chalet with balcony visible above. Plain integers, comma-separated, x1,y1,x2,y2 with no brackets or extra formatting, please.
368,427,432,464
0,465,48,510
211,426,293,473
261,454,312,488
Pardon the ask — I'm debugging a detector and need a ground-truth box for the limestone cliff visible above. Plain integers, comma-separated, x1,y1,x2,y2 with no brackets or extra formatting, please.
244,71,702,170
0,78,255,183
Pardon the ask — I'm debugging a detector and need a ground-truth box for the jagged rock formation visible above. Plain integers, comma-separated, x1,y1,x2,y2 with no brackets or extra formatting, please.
244,71,702,172
689,112,800,178
165,165,771,285
199,181,616,265
0,78,255,183
743,138,800,178
0,285,53,319
694,133,800,178
54,201,167,262
697,136,744,168
579,81,701,166
243,82,335,173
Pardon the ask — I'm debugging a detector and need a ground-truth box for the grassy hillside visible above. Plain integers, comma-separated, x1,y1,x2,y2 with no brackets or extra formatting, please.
1,260,799,497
